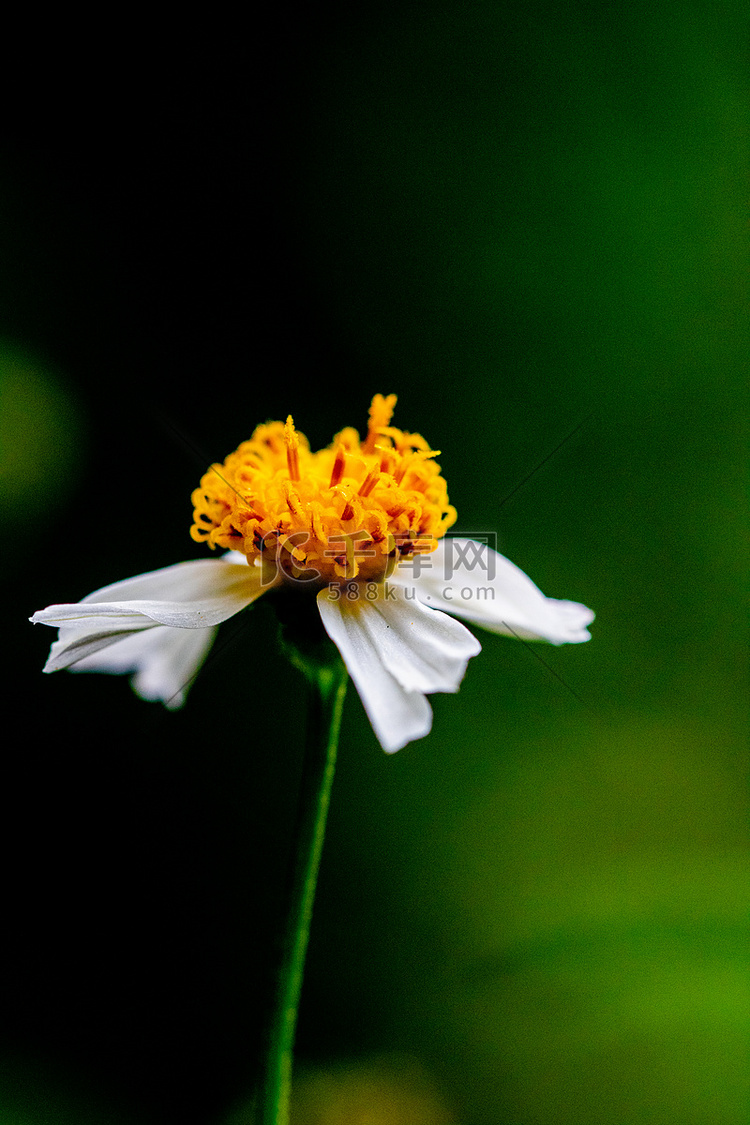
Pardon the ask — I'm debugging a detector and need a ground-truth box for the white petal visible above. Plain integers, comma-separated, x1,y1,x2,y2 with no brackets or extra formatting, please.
317,583,481,753
71,622,219,709
222,549,250,566
31,557,271,672
76,557,268,626
397,539,594,645
41,619,157,672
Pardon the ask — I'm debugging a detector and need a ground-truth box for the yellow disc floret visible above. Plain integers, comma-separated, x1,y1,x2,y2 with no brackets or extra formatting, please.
190,394,457,587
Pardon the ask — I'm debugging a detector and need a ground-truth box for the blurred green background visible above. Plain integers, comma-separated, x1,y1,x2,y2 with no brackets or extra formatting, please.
2,3,747,1123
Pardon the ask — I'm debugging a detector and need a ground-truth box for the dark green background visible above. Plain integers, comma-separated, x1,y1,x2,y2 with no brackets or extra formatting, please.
2,4,747,1123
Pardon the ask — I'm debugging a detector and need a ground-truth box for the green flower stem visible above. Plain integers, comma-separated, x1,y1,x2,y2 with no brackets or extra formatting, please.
257,659,348,1125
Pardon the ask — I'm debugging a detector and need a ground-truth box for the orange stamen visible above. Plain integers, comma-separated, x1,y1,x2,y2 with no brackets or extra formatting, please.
329,444,346,487
284,415,300,480
362,393,397,454
358,464,380,497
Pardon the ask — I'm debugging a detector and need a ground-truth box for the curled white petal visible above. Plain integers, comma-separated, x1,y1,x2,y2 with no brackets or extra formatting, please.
70,622,219,709
40,618,157,672
317,583,481,753
30,557,271,672
398,539,594,644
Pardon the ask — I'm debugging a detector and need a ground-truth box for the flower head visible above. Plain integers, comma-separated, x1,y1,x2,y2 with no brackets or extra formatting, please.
189,393,456,585
30,396,594,752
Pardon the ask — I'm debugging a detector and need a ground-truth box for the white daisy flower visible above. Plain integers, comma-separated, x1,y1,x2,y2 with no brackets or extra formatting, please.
30,395,593,752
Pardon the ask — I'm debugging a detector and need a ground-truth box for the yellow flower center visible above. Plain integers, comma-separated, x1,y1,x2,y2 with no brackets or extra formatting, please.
190,394,457,587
